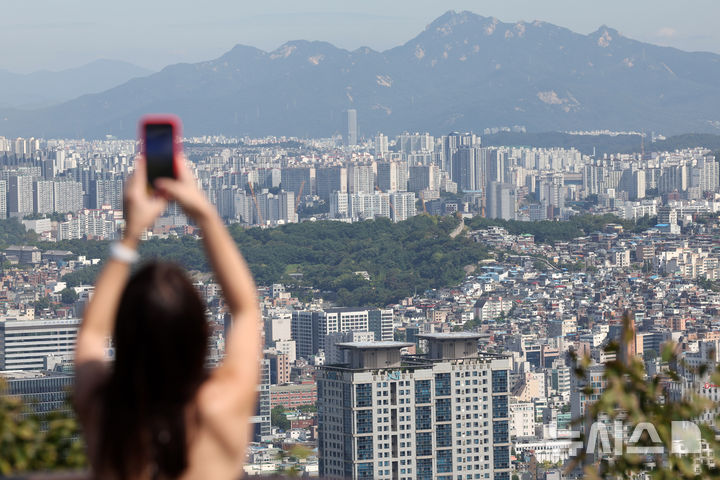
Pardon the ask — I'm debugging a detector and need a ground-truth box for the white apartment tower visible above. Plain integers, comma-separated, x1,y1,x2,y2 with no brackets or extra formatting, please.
348,164,375,194
375,134,389,159
389,192,417,222
0,180,7,219
8,175,34,218
33,180,55,214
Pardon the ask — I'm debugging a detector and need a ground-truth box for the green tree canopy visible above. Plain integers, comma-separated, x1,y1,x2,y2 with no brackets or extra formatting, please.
271,406,290,430
60,288,78,305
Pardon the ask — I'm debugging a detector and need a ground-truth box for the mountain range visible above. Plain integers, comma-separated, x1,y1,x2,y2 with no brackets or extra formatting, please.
2,11,720,139
0,60,153,109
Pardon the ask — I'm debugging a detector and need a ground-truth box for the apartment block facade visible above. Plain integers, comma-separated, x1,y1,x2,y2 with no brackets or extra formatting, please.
318,333,511,480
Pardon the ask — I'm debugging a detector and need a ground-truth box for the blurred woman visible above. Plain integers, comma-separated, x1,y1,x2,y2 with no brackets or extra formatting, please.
74,157,261,479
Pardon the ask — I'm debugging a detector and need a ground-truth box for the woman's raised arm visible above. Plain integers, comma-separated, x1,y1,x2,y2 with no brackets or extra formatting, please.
154,161,261,397
75,158,167,366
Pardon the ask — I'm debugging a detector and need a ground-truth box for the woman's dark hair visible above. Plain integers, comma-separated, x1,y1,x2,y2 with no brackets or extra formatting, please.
98,261,209,479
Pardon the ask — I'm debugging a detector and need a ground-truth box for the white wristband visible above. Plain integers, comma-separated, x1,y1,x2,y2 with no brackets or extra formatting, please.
110,242,140,264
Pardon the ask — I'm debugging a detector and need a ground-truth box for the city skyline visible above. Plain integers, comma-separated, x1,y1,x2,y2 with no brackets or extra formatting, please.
3,1,720,73
1,128,719,476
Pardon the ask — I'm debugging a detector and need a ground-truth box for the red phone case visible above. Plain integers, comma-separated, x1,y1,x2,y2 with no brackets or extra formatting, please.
139,114,183,178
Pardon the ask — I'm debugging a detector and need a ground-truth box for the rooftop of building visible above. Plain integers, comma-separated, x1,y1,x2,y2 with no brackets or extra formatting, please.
5,245,41,251
324,307,390,313
336,341,413,350
416,332,482,340
0,369,73,379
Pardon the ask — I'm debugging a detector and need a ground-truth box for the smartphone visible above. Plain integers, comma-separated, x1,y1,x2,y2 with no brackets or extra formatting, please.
139,114,182,186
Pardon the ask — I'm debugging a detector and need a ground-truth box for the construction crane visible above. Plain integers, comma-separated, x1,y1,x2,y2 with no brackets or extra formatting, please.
247,180,263,226
294,180,305,212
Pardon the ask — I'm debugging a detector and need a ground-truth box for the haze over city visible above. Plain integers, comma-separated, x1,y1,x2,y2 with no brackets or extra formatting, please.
3,0,720,72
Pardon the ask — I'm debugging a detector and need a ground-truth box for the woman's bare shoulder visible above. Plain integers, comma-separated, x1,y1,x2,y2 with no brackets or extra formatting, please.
192,370,255,455
74,360,110,414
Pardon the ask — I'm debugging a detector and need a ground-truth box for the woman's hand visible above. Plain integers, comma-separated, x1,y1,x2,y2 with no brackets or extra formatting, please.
123,157,168,246
154,158,213,222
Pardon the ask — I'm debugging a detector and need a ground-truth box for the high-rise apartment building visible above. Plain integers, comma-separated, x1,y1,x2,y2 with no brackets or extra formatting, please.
375,134,389,158
266,350,291,386
281,167,314,198
33,180,55,214
692,156,720,193
8,175,34,218
214,185,237,219
377,161,408,193
291,308,394,359
348,192,391,220
442,132,479,179
368,309,394,342
291,310,322,359
252,358,271,442
453,147,483,192
348,164,375,194
486,182,516,221
0,180,7,219
618,169,646,200
330,192,349,218
318,333,511,480
408,165,440,194
317,166,348,202
397,133,434,154
389,192,417,222
539,175,565,217
256,191,296,225
347,109,358,146
53,181,83,213
89,178,124,210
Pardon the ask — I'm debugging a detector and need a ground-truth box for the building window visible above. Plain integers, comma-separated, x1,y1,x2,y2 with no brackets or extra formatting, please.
492,395,508,418
416,432,432,457
357,436,374,460
435,373,451,396
356,410,373,434
491,370,507,393
437,423,452,447
437,449,453,473
416,405,432,430
493,446,509,470
417,458,433,480
357,462,374,479
492,420,508,443
436,398,451,422
416,380,431,404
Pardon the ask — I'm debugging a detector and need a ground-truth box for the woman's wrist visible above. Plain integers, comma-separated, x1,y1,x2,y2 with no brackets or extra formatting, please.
110,240,140,263
193,201,217,226
120,230,141,250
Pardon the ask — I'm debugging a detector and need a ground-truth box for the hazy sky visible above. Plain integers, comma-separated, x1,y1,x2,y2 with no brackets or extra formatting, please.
3,0,719,73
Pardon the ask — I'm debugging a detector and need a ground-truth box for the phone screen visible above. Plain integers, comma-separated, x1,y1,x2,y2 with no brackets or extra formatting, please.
145,123,175,185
